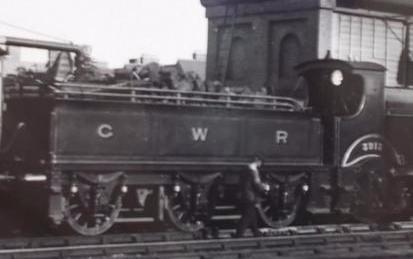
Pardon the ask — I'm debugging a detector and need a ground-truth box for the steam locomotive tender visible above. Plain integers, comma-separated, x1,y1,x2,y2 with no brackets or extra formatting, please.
0,37,412,236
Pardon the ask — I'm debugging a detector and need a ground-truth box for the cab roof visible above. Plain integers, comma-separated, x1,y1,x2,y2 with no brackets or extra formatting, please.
296,59,386,74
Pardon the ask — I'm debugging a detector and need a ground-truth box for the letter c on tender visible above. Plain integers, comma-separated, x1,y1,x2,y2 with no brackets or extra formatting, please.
97,124,114,139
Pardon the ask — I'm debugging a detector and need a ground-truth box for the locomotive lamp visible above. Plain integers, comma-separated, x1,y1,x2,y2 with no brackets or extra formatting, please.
263,183,270,192
121,185,128,193
173,184,181,193
302,184,309,192
70,184,79,194
331,70,344,86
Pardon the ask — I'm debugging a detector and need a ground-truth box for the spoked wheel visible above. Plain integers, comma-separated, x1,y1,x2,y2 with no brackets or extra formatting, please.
164,185,206,233
350,159,390,223
257,190,302,228
64,183,122,236
256,173,308,228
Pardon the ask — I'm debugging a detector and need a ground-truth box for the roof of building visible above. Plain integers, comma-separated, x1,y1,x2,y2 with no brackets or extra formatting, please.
367,0,413,8
339,0,413,14
202,0,413,15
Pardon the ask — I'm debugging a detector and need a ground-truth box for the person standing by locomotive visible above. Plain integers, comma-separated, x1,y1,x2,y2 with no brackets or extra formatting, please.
234,157,270,237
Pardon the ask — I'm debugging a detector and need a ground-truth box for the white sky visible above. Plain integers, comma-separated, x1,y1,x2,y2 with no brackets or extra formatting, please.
0,0,208,67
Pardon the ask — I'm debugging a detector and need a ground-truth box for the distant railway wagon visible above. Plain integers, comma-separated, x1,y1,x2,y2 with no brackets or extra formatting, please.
1,37,413,236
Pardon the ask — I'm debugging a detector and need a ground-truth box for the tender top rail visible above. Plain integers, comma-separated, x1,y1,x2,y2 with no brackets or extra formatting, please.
4,81,305,112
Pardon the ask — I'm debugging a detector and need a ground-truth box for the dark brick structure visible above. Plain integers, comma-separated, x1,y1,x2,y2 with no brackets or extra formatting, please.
201,0,413,95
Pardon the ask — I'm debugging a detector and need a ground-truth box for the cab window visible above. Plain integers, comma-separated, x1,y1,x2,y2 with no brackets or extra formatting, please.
304,69,364,117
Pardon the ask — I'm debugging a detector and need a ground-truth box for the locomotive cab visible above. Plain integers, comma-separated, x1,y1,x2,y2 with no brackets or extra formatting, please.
297,60,372,118
296,59,386,166
296,60,393,217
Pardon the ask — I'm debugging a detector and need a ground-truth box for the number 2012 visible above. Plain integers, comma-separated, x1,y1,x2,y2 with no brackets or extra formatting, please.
362,142,383,152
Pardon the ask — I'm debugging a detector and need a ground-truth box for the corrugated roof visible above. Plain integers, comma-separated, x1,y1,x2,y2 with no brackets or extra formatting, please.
339,0,413,14
369,0,413,8
202,0,413,14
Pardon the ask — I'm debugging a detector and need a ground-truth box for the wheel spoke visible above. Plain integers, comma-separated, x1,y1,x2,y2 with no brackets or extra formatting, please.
69,204,80,210
164,186,208,233
64,191,122,236
74,213,82,221
258,192,301,228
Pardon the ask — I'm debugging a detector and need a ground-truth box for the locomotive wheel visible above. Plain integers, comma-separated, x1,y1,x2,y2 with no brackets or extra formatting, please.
63,185,122,236
164,187,205,233
350,159,388,223
257,192,302,228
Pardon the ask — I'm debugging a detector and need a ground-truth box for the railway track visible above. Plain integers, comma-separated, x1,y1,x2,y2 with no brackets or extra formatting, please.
2,222,413,258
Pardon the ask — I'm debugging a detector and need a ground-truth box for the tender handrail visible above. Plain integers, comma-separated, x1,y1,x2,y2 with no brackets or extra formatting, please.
4,82,305,112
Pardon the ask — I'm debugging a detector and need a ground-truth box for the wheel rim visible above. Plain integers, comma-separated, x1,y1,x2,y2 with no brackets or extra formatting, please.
257,193,301,228
164,188,204,232
350,160,387,223
64,185,121,236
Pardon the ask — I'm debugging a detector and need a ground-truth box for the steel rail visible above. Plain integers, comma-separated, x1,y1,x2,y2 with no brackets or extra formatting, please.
0,231,412,258
1,222,413,258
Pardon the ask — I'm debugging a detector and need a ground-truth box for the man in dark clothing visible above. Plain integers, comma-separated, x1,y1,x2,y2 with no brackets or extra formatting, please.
234,157,270,237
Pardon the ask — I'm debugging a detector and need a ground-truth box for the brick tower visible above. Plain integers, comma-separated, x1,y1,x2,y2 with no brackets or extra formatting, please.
201,0,413,94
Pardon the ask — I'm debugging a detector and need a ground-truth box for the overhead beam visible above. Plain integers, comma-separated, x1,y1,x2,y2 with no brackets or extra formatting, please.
0,36,82,54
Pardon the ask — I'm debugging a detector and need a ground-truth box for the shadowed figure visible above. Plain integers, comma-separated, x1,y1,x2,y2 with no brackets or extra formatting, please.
234,157,270,237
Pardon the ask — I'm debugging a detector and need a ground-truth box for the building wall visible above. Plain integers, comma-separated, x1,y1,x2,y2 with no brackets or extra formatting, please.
326,1,413,87
2,47,21,75
328,11,410,87
202,0,413,93
202,0,331,94
267,15,317,95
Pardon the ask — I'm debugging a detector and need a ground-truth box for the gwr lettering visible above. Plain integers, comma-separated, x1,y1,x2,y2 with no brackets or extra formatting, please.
276,130,288,144
97,124,114,139
191,127,208,142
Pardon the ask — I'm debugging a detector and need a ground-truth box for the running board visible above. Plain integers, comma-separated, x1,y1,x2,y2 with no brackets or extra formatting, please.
115,217,155,223
212,215,241,220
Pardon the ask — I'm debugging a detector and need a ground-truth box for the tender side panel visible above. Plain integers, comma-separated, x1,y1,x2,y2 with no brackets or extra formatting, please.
245,118,321,161
53,109,152,156
158,115,240,156
51,102,322,169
